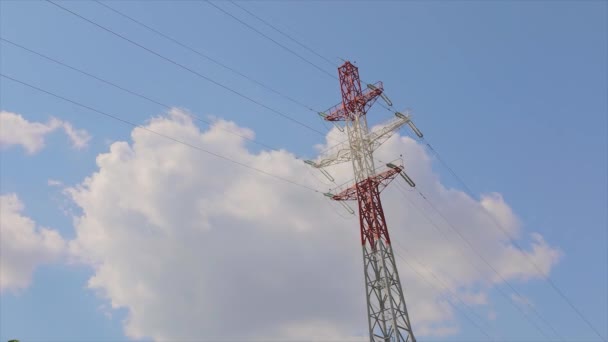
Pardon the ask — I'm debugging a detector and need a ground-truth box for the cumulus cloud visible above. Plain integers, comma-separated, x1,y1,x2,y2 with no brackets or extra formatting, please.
66,108,561,340
0,193,66,292
0,111,91,153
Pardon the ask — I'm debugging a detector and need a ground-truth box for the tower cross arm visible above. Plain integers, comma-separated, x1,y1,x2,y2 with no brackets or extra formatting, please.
306,146,353,169
323,81,384,121
306,113,413,169
330,164,404,201
368,113,413,152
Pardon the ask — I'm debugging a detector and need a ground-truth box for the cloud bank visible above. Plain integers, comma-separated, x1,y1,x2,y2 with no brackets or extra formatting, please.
66,109,560,340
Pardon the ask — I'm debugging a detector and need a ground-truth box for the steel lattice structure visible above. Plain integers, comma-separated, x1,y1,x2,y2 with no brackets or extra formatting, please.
308,61,418,341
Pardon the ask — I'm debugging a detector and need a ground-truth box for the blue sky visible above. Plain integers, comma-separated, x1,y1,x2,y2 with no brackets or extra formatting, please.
0,0,606,341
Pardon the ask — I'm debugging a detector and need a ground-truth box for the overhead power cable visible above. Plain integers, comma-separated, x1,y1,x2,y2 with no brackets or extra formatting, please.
322,194,494,340
3,60,491,341
390,247,495,341
45,0,326,137
37,1,602,338
393,183,553,339
1,37,355,190
0,37,278,152
229,1,597,330
389,237,496,339
2,37,352,195
0,36,278,150
424,142,607,342
1,74,321,194
202,1,603,338
374,155,561,340
203,1,338,80
0,37,356,180
92,0,320,115
228,1,338,68
376,98,606,341
217,1,398,114
406,184,564,341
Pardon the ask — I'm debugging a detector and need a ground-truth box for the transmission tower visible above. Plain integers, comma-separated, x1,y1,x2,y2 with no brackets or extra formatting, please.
307,61,422,341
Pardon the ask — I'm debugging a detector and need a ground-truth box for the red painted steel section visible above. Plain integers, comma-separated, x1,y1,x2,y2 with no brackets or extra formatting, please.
332,167,401,246
330,61,397,248
356,181,392,246
331,167,402,201
324,62,383,121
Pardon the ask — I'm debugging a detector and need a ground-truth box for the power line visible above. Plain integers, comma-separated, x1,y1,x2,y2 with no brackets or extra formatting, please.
228,1,593,328
425,141,607,341
390,235,496,339
0,37,279,153
378,100,606,341
387,169,559,340
205,0,403,139
45,0,326,137
323,188,495,340
1,37,359,182
1,73,321,194
390,246,496,341
217,1,397,115
3,69,488,341
203,1,338,80
209,1,605,337
0,37,358,184
410,185,564,341
422,140,606,341
228,1,338,68
33,1,602,338
92,0,321,115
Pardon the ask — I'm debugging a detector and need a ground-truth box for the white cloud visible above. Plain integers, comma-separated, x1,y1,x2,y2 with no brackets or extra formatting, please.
458,291,488,306
0,193,66,292
66,108,561,340
48,179,64,187
0,111,91,153
60,120,91,149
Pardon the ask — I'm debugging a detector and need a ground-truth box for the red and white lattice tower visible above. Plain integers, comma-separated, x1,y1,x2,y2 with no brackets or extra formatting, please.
308,61,419,341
